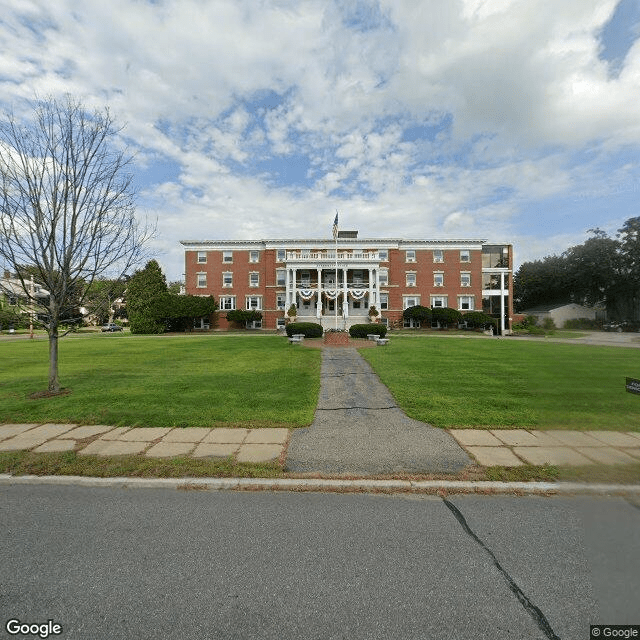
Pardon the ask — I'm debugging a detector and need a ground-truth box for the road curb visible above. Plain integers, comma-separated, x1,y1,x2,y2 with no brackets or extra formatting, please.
2,474,640,495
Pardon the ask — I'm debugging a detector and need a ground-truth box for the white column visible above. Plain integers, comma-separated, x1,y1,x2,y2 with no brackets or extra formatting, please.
368,268,374,309
500,272,506,334
285,268,291,307
292,268,297,309
316,267,322,318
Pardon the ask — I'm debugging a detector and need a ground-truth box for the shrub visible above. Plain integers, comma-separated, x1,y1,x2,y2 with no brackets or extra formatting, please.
563,318,600,330
461,311,496,329
226,309,262,328
402,305,432,323
431,306,462,327
285,322,323,338
349,323,387,338
542,317,556,331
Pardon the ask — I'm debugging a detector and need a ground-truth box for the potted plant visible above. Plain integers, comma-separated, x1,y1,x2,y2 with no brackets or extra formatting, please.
287,304,297,321
368,305,379,322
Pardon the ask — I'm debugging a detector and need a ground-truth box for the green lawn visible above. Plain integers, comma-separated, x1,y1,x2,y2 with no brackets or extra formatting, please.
0,334,320,428
360,336,640,430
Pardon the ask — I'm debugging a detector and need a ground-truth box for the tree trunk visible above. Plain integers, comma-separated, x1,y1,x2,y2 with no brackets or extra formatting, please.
48,326,60,393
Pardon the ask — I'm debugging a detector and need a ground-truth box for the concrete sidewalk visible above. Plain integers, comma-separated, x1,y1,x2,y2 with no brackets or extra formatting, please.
0,423,289,463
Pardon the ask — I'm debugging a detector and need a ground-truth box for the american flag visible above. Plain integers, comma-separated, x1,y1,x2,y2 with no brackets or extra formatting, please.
332,211,339,240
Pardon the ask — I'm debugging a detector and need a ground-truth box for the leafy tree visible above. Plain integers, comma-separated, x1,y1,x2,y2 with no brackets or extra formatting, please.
126,260,168,334
0,96,151,392
513,255,570,310
82,277,128,325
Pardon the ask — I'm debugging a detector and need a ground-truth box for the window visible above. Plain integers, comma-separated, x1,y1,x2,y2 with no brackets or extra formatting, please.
403,296,420,309
406,272,416,287
246,296,262,310
434,272,444,287
276,294,286,310
276,269,286,286
249,272,259,287
404,318,420,328
276,317,286,329
223,251,233,263
380,294,389,310
405,250,416,263
353,270,363,285
249,250,260,263
431,295,448,308
301,270,310,287
196,272,207,288
458,295,474,311
379,269,388,286
461,272,471,287
379,249,388,261
277,249,286,262
219,296,236,310
460,250,470,263
433,249,444,263
222,272,233,288
197,251,207,264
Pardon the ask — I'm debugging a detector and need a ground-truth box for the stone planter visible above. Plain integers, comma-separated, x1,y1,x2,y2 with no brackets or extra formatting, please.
323,331,350,346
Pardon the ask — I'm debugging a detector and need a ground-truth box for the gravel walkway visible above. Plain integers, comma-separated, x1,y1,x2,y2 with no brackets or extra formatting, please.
286,347,472,474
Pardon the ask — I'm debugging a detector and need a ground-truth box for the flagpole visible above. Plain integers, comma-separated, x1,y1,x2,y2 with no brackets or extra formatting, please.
333,211,339,330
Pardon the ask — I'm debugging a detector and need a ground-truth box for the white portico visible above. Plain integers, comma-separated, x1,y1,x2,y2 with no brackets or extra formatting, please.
284,249,382,328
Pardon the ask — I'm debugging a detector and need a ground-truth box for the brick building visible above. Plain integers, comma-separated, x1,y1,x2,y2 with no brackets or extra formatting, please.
181,232,513,333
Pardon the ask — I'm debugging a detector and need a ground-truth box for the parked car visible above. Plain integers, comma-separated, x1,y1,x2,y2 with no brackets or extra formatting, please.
602,320,640,332
101,323,123,332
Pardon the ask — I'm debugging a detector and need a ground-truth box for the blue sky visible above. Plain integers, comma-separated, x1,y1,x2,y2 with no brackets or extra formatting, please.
1,0,639,280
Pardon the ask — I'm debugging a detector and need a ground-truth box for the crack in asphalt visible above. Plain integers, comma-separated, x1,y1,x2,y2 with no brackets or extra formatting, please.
442,498,561,640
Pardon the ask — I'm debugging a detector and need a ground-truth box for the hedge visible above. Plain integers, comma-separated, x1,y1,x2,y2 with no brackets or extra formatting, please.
349,323,387,338
285,322,323,338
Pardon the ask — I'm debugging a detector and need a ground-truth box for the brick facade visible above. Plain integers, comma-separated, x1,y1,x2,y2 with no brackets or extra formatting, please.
181,235,514,333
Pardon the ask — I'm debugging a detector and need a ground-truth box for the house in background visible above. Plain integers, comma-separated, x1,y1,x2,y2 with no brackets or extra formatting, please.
0,271,50,328
521,302,604,327
181,231,514,333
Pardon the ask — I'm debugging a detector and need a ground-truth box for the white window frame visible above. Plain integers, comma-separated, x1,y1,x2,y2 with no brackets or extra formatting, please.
246,296,262,310
379,269,388,287
197,251,207,264
276,317,286,329
380,293,389,310
458,295,474,311
405,250,416,263
433,249,444,263
222,271,233,288
378,249,388,261
276,293,286,310
219,296,236,310
406,272,416,287
249,250,260,263
461,272,471,287
276,269,286,286
434,272,444,287
222,251,233,263
249,272,259,287
460,250,471,263
277,249,286,262
196,272,207,288
403,296,420,309
431,295,448,308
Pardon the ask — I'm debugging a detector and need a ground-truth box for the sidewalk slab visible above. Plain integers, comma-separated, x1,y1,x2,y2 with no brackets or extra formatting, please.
623,448,640,459
513,447,593,466
80,441,148,456
145,442,195,458
465,446,523,467
586,431,640,447
236,444,283,463
0,424,78,449
0,424,41,440
541,431,605,447
160,428,211,443
192,443,239,458
491,430,560,447
116,427,172,442
59,425,117,440
576,447,639,465
201,428,249,444
449,429,503,446
244,428,289,445
33,440,76,453
99,427,132,440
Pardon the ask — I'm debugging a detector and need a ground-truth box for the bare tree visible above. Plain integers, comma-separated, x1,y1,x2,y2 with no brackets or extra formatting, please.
0,96,152,393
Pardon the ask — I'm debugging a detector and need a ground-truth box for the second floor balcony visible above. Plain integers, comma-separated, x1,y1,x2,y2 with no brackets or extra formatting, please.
286,251,379,263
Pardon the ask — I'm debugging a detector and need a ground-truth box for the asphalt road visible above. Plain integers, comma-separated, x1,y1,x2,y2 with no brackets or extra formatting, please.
1,485,638,640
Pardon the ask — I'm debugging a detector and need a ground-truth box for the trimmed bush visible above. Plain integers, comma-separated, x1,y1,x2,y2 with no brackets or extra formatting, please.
462,311,496,329
349,323,387,338
431,307,462,327
285,322,323,338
